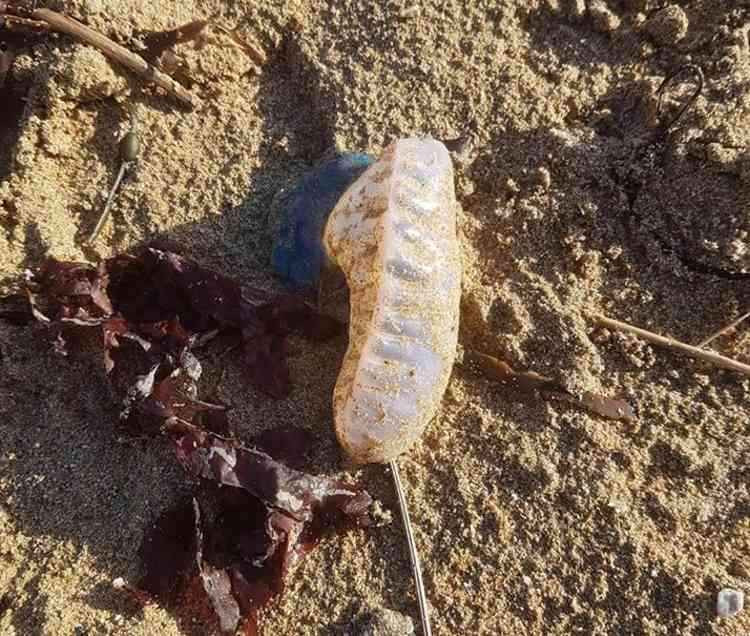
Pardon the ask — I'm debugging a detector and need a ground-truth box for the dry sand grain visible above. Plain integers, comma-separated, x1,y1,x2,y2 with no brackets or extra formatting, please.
1,1,749,635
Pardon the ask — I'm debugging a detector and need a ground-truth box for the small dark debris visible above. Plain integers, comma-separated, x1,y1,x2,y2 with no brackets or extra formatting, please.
140,19,211,63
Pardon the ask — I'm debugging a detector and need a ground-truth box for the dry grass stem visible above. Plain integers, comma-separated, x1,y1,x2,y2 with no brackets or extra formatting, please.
593,314,750,376
697,310,750,348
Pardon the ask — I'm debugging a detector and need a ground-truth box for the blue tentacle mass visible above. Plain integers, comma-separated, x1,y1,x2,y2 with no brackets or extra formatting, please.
271,153,374,288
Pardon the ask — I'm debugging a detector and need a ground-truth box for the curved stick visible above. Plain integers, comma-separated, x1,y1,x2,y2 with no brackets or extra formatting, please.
32,8,193,107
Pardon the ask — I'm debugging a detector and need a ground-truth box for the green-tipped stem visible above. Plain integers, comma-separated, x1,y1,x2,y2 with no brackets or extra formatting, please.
88,161,128,244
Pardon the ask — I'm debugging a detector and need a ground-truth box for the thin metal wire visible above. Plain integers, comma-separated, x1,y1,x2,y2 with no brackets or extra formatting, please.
655,63,704,133
390,459,432,636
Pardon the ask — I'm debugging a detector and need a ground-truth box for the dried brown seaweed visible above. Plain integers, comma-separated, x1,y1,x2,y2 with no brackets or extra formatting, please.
17,248,344,404
466,349,635,422
1,247,367,633
173,425,372,523
137,427,371,634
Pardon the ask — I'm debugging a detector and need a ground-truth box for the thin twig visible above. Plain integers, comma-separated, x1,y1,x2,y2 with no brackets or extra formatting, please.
390,460,432,636
593,314,750,376
88,161,128,243
2,14,49,31
697,310,750,348
213,24,267,66
30,8,193,107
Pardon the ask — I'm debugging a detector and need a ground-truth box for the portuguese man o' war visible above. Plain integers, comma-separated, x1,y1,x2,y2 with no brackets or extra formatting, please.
271,138,462,465
271,138,460,634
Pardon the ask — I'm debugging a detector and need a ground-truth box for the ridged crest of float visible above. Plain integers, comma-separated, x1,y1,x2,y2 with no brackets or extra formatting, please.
324,138,462,464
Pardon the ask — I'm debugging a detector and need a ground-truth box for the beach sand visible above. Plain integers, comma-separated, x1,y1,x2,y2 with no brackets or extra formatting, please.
1,0,749,634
